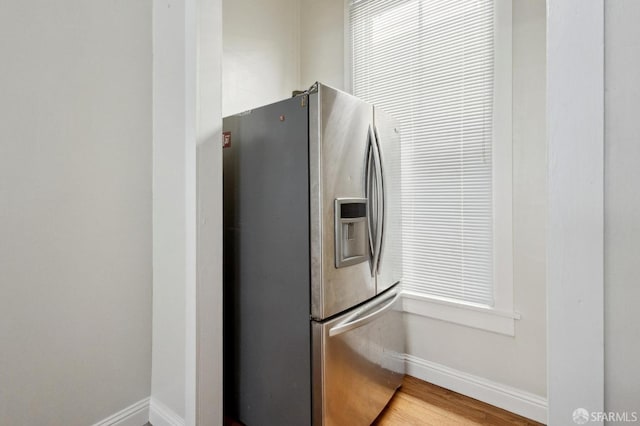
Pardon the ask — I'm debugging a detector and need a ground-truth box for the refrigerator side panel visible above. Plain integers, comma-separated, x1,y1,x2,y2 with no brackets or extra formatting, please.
310,84,376,320
223,114,239,419
373,108,403,294
223,96,312,426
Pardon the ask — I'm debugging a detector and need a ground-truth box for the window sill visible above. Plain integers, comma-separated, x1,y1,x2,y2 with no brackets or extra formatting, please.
401,290,521,336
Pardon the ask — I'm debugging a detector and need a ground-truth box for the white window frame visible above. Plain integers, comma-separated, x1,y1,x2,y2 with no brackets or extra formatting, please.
346,0,517,335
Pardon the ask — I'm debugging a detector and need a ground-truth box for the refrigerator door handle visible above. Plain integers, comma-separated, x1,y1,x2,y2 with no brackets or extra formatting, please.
366,129,375,260
371,126,384,275
366,126,379,277
329,290,400,337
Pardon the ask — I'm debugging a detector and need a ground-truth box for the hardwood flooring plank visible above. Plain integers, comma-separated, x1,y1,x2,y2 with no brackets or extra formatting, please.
373,376,545,426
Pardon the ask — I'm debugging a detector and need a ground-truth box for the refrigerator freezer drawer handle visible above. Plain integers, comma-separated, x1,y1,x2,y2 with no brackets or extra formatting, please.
329,292,400,337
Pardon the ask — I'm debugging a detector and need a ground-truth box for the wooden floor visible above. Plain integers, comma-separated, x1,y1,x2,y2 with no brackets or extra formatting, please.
373,376,544,426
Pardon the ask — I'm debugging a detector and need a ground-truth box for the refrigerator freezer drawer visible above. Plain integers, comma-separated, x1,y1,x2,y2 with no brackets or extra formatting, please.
312,285,404,426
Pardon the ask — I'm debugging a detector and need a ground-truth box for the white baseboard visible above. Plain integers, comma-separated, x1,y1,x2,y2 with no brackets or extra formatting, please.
91,359,545,426
149,398,185,426
404,354,548,424
91,397,150,426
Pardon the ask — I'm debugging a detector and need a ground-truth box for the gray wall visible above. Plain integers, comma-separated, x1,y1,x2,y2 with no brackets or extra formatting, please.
0,1,152,425
604,0,640,417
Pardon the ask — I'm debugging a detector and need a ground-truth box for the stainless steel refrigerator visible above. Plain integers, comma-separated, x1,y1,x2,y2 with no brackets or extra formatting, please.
223,83,404,426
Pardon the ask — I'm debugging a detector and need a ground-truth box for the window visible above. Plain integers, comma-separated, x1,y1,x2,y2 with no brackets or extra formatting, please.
349,0,516,334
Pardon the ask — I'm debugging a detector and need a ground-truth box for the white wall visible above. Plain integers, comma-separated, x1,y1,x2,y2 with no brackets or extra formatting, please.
222,0,344,114
153,0,224,424
223,0,349,115
0,1,152,425
299,0,346,91
194,0,224,423
604,0,640,417
152,0,187,421
222,0,301,115
547,0,605,423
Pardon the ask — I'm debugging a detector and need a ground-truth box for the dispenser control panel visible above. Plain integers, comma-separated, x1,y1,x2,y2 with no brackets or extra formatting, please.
334,198,369,268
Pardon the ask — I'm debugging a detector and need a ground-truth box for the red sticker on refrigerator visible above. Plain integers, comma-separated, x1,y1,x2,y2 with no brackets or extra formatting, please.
223,131,231,148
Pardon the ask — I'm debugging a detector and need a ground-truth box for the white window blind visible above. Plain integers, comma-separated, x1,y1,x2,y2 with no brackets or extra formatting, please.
350,0,495,306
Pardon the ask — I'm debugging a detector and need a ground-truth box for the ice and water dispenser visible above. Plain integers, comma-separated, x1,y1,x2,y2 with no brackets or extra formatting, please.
334,198,369,268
